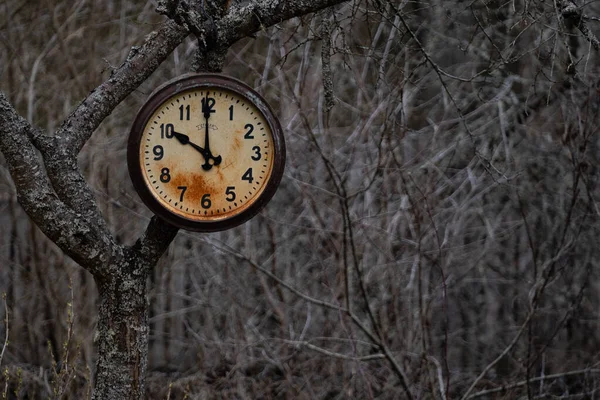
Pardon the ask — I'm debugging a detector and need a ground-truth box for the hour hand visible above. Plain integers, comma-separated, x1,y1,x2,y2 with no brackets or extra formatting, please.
172,130,191,146
173,130,208,157
173,130,220,171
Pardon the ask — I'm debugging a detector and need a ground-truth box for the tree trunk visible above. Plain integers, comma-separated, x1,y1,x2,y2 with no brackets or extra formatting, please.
93,251,150,400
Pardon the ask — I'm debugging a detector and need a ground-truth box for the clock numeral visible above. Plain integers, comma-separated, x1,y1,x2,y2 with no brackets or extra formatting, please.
229,105,234,120
177,186,187,202
251,146,261,161
201,97,216,115
179,104,190,120
242,168,254,184
160,123,174,139
225,186,236,202
160,168,171,183
153,145,164,160
201,193,212,209
244,124,254,139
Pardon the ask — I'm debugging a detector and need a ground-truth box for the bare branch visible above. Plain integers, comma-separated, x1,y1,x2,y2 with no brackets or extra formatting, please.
217,0,349,47
460,311,535,400
467,368,600,399
0,293,8,368
31,136,111,238
558,0,600,51
283,340,385,361
208,238,347,312
320,9,335,112
57,0,350,156
130,216,179,267
0,93,120,276
59,20,189,154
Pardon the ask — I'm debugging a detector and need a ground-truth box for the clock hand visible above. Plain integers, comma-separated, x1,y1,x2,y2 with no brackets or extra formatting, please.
201,94,222,171
202,119,222,169
172,130,209,159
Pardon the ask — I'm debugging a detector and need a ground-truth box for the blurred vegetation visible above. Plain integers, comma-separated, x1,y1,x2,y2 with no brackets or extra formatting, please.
1,0,600,398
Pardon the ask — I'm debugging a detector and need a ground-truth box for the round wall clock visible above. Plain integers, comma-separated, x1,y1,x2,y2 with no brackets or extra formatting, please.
127,74,286,232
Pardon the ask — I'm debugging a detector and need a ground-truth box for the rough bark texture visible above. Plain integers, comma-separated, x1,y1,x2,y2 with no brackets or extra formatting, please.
93,218,178,399
93,256,150,400
0,0,348,398
216,0,350,46
0,93,118,276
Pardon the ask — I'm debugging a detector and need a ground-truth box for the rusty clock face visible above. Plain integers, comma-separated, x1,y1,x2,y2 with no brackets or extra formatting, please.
127,74,286,232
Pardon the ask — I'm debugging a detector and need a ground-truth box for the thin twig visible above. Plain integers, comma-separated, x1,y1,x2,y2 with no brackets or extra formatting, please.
283,340,385,361
282,72,414,399
321,9,336,111
0,293,8,367
205,236,414,399
460,310,534,400
427,356,447,400
466,368,600,399
204,238,347,312
557,0,600,51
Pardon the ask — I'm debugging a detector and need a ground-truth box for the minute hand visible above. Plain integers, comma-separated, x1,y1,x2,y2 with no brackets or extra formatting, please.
201,96,221,171
202,122,222,170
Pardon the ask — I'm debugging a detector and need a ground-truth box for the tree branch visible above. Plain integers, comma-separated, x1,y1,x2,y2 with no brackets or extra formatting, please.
34,136,111,238
558,0,600,51
217,0,349,47
0,93,120,277
58,20,189,154
466,368,600,399
460,310,535,400
0,293,8,368
1,0,352,278
282,340,386,361
130,216,179,267
0,18,188,278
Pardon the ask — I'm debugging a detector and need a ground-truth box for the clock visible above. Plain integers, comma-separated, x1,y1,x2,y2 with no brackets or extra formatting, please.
127,74,286,232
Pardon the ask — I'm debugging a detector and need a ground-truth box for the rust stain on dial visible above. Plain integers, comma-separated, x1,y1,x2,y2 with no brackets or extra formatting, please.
169,171,216,204
231,135,242,153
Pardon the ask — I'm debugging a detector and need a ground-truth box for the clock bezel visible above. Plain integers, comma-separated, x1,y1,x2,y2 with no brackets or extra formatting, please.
127,73,286,232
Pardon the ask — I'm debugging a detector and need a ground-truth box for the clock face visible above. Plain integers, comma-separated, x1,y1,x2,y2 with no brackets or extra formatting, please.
128,74,285,232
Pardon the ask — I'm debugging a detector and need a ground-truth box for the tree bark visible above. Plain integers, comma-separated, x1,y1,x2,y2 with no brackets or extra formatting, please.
92,217,178,399
93,258,149,399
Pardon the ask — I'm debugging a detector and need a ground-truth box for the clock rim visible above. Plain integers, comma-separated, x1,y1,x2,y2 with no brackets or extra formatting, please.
127,73,286,232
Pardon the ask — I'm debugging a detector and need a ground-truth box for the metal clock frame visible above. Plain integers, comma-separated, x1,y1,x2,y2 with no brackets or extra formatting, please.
127,73,286,232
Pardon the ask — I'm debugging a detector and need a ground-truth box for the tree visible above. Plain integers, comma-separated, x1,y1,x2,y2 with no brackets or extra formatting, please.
2,0,600,399
0,1,347,398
